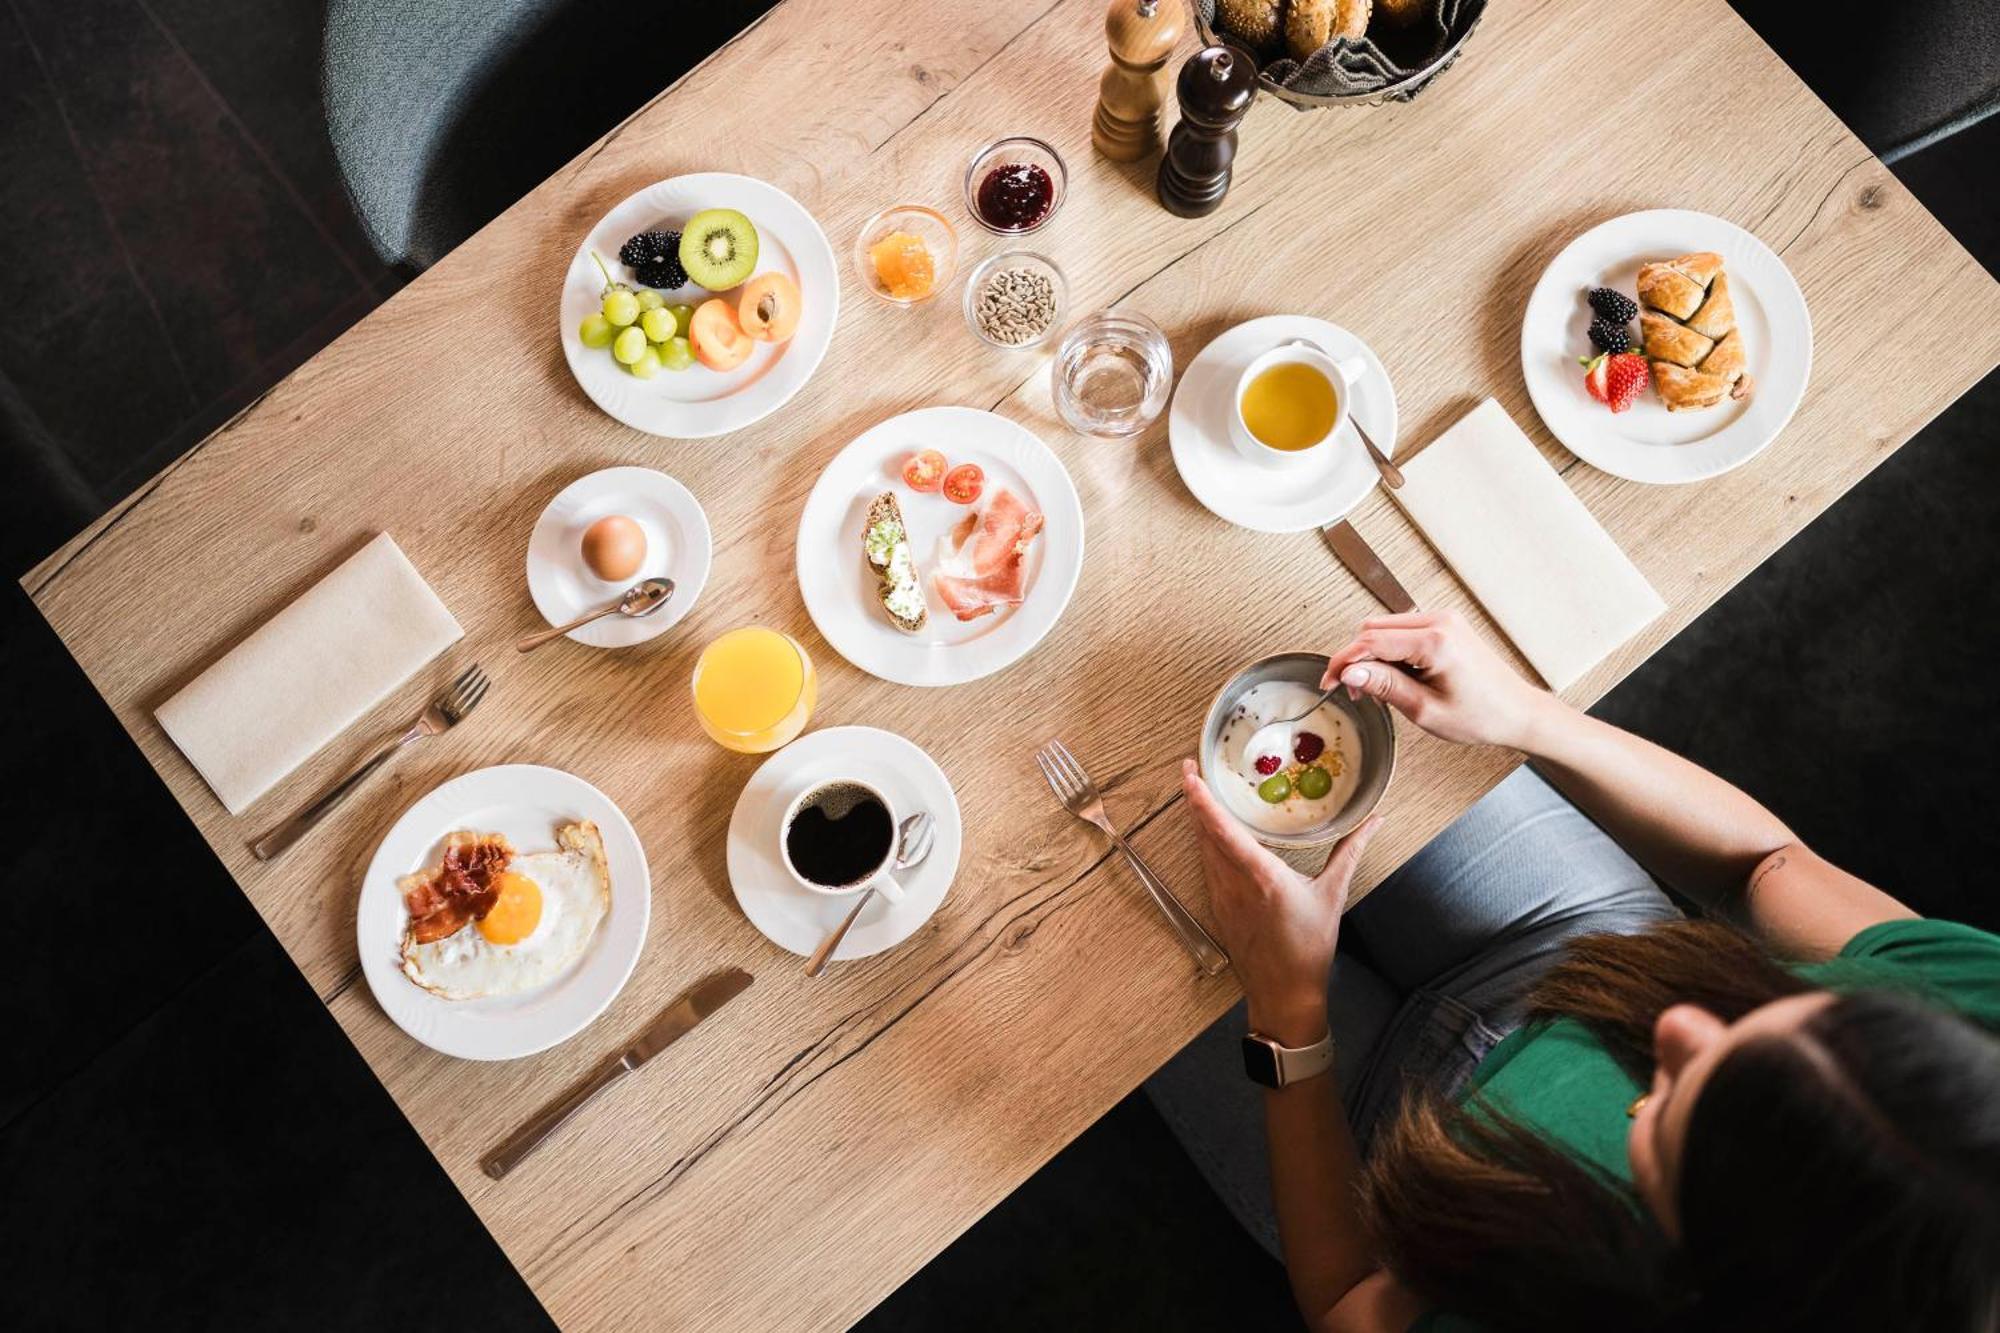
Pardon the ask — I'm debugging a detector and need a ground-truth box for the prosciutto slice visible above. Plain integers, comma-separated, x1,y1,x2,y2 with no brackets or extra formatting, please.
931,488,1044,621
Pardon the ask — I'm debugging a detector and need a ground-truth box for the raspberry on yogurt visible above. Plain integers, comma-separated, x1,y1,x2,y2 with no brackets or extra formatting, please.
1253,754,1283,776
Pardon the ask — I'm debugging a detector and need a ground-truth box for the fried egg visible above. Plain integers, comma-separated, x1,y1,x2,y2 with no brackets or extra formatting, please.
399,821,610,1000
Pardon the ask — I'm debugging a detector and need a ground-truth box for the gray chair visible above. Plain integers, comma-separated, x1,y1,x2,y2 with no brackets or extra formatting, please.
321,0,776,270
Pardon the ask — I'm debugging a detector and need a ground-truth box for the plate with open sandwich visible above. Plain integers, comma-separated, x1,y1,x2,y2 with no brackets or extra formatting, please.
795,405,1084,687
1522,209,1811,485
560,171,838,439
356,764,650,1061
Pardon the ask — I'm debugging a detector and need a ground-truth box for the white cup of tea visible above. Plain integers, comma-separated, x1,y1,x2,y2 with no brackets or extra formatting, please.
780,778,909,902
1231,340,1370,468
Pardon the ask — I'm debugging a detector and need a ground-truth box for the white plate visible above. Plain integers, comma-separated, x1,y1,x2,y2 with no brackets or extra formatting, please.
1520,208,1811,484
559,172,839,438
526,466,712,647
357,765,651,1061
726,727,961,961
795,406,1084,687
1168,315,1397,534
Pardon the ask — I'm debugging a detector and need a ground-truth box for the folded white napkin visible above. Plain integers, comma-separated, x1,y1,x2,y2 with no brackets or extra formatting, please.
155,533,463,815
1388,399,1665,690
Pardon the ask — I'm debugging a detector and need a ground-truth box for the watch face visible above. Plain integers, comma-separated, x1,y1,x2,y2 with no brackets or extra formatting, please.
1240,1036,1282,1088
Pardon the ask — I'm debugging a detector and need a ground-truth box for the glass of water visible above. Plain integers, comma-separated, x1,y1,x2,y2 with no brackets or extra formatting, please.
1050,308,1173,438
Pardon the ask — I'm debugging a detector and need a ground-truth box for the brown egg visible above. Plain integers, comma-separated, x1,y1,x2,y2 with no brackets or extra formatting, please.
581,514,646,581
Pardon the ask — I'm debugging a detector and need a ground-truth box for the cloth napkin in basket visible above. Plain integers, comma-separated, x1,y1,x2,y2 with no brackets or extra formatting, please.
1388,399,1665,690
155,533,463,815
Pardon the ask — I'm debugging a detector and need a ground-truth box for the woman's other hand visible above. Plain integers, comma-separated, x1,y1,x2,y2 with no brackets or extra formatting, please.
1181,759,1382,1044
1322,609,1553,750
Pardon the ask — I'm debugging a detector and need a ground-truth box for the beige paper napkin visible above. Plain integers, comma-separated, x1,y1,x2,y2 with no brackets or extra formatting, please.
155,533,463,815
1389,399,1665,690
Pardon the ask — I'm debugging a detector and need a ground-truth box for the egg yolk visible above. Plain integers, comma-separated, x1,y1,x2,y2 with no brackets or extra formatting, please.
478,871,543,945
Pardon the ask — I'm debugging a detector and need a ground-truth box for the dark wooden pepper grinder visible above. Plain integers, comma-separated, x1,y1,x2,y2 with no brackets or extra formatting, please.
1156,43,1257,218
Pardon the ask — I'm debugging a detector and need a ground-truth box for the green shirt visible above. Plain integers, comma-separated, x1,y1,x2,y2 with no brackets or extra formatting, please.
1412,919,2000,1332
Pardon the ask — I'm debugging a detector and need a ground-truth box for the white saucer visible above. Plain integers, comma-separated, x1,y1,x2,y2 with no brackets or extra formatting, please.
1520,208,1811,484
1168,315,1397,534
357,764,651,1061
726,727,962,961
795,406,1084,687
559,172,839,439
526,466,711,647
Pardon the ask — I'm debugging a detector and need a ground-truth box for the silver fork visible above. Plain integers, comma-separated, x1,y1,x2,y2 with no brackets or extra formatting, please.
1035,740,1230,977
251,664,491,861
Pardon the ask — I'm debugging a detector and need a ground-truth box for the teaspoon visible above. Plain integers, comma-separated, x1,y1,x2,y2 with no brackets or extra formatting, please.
516,577,675,653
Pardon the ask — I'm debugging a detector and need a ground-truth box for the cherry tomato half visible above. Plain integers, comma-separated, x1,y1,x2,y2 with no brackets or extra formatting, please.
901,449,948,492
941,462,984,504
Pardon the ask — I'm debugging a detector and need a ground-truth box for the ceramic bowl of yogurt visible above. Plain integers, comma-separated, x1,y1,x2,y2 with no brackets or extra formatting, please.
1199,652,1395,851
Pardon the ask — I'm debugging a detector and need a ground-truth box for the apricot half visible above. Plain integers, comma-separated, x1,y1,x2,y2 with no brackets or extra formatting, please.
689,298,753,371
737,273,802,342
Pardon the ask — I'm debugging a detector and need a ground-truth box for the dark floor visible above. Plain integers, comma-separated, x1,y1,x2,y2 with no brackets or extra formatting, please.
1,2,1994,1330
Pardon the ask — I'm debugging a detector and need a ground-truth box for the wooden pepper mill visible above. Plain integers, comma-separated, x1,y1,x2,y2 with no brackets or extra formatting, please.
1092,0,1186,162
1156,43,1257,218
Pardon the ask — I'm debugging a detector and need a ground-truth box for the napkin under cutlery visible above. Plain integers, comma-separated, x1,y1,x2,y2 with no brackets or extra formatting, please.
155,533,464,815
1387,398,1665,690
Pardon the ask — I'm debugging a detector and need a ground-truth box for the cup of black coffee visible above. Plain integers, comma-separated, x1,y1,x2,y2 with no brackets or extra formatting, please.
780,779,909,901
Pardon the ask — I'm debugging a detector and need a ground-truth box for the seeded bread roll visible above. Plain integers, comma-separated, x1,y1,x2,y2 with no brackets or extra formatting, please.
1214,0,1282,50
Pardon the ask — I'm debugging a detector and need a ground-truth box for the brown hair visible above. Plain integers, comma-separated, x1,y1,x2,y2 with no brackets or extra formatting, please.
1358,920,2000,1332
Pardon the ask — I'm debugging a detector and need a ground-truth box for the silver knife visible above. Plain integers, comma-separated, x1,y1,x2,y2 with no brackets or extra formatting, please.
1320,519,1417,613
481,967,753,1180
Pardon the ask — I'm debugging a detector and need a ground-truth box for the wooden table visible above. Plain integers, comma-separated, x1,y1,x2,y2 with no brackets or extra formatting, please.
24,0,2000,1326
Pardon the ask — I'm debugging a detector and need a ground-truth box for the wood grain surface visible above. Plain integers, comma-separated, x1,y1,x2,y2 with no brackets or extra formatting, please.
24,0,2000,1327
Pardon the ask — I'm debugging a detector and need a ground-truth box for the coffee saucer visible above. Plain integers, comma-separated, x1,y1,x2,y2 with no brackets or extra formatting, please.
726,726,962,961
1168,315,1398,533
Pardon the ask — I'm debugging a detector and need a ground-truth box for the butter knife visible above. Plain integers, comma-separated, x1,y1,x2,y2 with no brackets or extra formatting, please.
481,967,753,1180
1320,520,1417,614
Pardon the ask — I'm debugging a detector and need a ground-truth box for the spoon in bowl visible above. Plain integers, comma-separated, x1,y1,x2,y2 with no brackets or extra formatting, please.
804,812,935,978
516,577,675,653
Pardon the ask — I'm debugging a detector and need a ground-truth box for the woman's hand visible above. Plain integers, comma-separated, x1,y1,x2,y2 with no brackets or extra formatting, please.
1180,759,1382,1044
1321,609,1554,750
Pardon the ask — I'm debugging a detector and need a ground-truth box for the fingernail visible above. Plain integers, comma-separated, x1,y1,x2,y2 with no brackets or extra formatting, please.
1342,665,1369,687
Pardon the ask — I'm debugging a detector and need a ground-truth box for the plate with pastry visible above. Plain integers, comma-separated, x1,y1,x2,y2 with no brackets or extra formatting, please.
357,764,650,1061
1521,208,1811,485
795,405,1084,687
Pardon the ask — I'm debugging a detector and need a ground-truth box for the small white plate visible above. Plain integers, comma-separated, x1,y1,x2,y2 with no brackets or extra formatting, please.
357,765,650,1061
796,406,1084,687
726,726,961,961
559,172,839,439
1520,208,1811,484
1168,315,1398,533
526,466,711,647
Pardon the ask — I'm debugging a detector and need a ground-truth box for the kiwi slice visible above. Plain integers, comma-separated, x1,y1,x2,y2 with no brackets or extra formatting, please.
678,209,759,290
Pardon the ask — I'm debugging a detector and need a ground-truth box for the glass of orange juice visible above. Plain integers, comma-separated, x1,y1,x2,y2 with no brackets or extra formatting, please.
692,627,817,753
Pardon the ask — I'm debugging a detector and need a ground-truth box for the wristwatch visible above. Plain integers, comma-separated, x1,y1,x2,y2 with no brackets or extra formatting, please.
1242,1029,1335,1089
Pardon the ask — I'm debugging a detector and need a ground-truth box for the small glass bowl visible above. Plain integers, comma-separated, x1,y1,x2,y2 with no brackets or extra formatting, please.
963,251,1068,352
963,136,1068,237
853,205,957,305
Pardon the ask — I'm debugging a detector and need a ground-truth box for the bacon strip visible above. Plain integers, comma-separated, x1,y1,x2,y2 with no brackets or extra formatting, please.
400,833,511,944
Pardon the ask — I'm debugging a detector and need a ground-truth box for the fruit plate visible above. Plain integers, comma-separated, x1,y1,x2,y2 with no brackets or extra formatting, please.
1521,209,1811,485
795,406,1084,688
560,172,838,439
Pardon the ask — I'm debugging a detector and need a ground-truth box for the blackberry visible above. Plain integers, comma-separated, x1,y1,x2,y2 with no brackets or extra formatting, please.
636,252,688,293
619,230,675,268
1588,317,1631,354
1587,286,1637,323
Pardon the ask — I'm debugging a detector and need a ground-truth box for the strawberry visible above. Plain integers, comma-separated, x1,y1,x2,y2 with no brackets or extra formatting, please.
1581,352,1649,413
1604,352,1649,413
1582,353,1611,404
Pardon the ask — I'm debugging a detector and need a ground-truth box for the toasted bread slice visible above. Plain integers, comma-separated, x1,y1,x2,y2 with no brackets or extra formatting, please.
863,492,927,633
